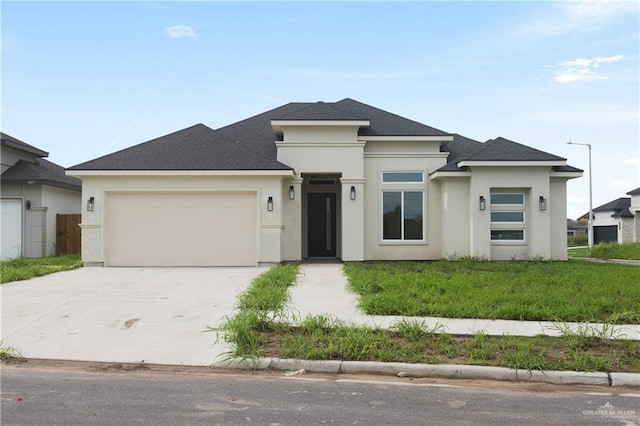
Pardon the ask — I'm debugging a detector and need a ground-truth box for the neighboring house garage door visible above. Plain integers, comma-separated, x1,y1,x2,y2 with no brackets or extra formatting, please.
594,225,618,244
1,198,23,259
106,192,257,267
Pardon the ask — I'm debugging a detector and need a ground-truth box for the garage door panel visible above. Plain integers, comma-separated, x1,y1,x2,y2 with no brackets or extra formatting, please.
594,225,617,245
1,199,23,259
106,192,257,266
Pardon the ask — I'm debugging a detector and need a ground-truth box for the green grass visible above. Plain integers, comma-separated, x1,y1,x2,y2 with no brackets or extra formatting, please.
568,247,590,257
258,318,640,372
568,242,640,260
237,265,299,311
343,260,640,323
0,341,22,361
590,242,640,260
215,263,639,373
215,264,299,358
1,255,82,284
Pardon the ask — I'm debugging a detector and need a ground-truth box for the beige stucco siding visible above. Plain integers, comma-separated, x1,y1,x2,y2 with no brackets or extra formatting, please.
75,174,287,266
550,178,568,260
363,141,447,261
439,178,471,258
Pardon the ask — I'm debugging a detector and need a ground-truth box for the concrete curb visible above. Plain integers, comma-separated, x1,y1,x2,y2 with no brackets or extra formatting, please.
215,357,638,388
8,357,638,388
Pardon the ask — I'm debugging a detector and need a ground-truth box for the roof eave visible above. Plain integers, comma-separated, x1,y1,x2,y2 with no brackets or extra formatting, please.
429,170,472,180
457,160,567,167
66,169,296,177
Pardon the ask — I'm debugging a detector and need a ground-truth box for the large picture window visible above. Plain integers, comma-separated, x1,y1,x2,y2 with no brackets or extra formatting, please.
383,191,423,241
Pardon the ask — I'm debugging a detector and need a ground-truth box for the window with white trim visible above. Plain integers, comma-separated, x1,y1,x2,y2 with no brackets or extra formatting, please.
490,191,526,242
382,171,424,183
380,172,425,242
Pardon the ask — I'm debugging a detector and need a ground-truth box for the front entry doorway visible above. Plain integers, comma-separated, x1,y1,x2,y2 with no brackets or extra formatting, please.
307,193,337,257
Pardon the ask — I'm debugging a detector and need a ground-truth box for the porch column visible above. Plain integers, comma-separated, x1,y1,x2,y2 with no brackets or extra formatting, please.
340,178,365,261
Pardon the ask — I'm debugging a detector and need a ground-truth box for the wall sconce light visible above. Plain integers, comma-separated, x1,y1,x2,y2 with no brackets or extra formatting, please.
539,196,547,211
350,186,356,201
87,196,95,212
479,195,486,211
289,185,295,200
26,200,31,210
267,196,273,212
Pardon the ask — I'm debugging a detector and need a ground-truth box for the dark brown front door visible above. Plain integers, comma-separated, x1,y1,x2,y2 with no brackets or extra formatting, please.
307,193,336,257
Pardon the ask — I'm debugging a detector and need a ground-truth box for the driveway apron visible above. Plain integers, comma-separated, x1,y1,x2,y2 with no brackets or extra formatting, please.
1,267,266,366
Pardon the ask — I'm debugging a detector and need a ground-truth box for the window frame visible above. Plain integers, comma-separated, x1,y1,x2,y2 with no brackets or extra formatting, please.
381,171,424,184
490,193,524,206
381,189,425,243
490,211,525,224
490,191,526,244
490,229,526,242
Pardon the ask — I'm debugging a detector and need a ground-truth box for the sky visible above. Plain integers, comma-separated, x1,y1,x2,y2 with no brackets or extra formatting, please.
2,1,638,219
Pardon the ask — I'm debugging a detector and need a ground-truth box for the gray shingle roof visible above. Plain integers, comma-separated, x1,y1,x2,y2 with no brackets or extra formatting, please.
460,137,566,162
612,207,635,218
1,159,81,191
69,124,291,171
336,98,449,137
1,132,48,157
627,187,640,196
438,134,484,170
275,102,366,121
68,99,576,173
552,165,583,173
593,197,631,212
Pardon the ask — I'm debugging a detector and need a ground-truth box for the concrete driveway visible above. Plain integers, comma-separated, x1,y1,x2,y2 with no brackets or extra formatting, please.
1,267,267,366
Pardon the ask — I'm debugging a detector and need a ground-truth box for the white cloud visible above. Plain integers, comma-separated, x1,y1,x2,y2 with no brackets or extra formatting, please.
553,55,623,83
514,1,638,38
625,157,640,165
165,25,197,39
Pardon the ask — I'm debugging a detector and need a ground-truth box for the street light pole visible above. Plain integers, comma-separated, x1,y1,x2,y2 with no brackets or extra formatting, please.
567,141,593,249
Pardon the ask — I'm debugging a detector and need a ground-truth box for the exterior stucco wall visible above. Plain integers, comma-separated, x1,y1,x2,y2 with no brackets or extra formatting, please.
550,178,569,260
439,178,471,258
74,174,286,266
276,124,366,260
465,167,553,260
621,218,635,243
363,141,447,261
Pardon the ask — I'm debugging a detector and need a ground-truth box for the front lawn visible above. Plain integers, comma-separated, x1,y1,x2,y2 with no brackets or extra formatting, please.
260,319,640,372
0,255,82,284
568,242,640,260
344,260,640,323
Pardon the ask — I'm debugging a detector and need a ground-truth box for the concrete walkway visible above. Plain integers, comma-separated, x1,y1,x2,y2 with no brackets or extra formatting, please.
288,264,640,341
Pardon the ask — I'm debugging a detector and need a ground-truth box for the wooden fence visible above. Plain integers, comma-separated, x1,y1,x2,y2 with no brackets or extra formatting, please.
56,214,81,256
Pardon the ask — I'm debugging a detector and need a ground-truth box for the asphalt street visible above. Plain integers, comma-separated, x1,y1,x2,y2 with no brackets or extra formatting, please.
2,365,639,425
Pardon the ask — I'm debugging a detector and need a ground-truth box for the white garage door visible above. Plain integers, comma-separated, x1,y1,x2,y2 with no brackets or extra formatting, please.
1,199,23,259
106,192,257,266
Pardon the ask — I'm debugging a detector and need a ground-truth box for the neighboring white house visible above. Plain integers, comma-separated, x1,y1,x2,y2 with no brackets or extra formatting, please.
1,133,82,259
590,188,640,244
67,98,582,266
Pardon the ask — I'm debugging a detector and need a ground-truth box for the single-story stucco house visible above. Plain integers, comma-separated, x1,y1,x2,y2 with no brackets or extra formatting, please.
589,188,640,244
1,132,82,259
67,98,582,266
